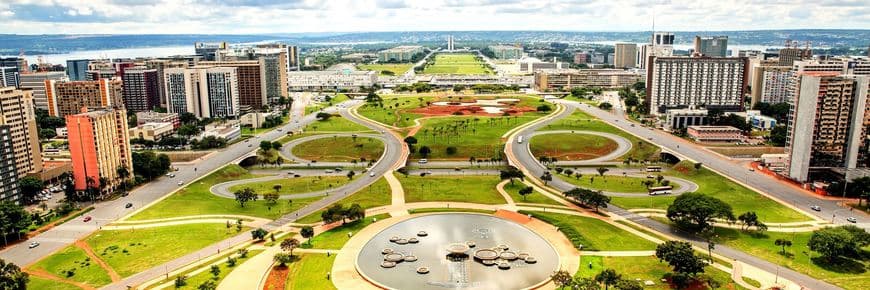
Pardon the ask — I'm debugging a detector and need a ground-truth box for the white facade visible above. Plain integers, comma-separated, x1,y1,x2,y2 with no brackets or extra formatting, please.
647,57,747,115
164,67,240,119
129,122,174,141
760,67,794,104
287,70,377,91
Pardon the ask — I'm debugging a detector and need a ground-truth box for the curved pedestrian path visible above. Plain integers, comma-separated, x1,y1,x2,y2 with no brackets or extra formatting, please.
528,130,632,164
279,133,386,166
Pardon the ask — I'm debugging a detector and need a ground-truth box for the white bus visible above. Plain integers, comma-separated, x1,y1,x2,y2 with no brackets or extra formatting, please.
645,166,662,172
517,136,524,144
648,186,673,195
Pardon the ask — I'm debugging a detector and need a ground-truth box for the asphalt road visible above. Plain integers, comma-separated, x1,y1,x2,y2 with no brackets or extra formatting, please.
508,99,843,290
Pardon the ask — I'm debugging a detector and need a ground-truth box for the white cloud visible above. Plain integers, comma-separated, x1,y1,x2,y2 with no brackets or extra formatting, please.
0,0,867,34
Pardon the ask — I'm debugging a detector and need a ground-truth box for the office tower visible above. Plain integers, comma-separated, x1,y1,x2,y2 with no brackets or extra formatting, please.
0,57,27,73
613,43,637,68
0,87,43,176
693,36,728,57
164,67,240,119
778,41,812,66
121,67,160,112
534,69,644,90
651,32,675,57
750,65,793,106
215,44,289,104
447,35,455,51
66,59,90,81
66,109,133,193
487,45,523,59
46,79,124,117
144,59,188,107
646,56,748,114
200,60,265,111
636,44,652,69
195,42,229,61
287,45,300,71
18,72,66,110
0,67,19,88
786,73,869,182
0,124,19,203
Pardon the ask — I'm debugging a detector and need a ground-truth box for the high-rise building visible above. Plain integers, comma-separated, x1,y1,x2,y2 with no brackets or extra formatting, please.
287,45,300,71
0,125,19,203
46,79,124,117
636,44,652,69
66,108,133,193
1,67,20,88
613,43,637,69
121,67,160,112
447,35,455,51
646,56,748,114
0,57,27,74
164,67,240,119
143,59,189,107
66,59,90,81
693,36,728,57
0,87,43,177
215,44,289,105
18,72,66,110
195,42,229,61
574,53,588,64
651,32,675,58
778,43,812,66
199,60,265,111
750,65,793,106
785,73,869,182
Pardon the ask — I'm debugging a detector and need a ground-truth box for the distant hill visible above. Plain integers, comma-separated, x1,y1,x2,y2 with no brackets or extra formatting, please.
1,30,868,55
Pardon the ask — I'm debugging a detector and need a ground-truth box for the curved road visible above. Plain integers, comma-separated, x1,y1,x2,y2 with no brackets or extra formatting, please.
279,133,385,166
527,130,632,165
508,100,842,290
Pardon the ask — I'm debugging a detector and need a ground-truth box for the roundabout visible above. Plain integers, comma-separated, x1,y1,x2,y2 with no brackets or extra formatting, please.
352,213,561,290
527,130,632,165
281,133,386,164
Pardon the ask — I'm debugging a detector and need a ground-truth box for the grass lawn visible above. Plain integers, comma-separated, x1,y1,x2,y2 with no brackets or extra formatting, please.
29,246,113,287
228,176,351,195
174,249,263,289
306,115,372,132
296,177,392,224
242,116,289,136
127,165,323,221
561,174,675,193
285,254,336,290
610,161,811,223
85,224,247,278
502,181,563,205
530,133,619,161
26,277,81,290
544,110,659,161
408,208,496,214
306,214,390,249
412,114,544,160
358,64,413,76
292,136,384,162
574,256,746,290
402,175,506,205
422,53,493,75
713,226,868,290
357,95,430,127
522,211,657,251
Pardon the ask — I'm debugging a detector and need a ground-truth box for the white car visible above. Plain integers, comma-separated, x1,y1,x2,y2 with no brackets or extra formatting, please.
28,242,39,249
846,217,857,223
177,181,184,186
369,172,376,177
418,159,428,164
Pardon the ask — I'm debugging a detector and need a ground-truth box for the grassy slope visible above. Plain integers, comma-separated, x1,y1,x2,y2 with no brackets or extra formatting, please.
128,165,322,220
306,214,390,249
401,175,506,205
291,137,384,162
560,174,676,193
543,110,659,161
529,133,618,161
412,114,544,160
422,54,493,75
528,211,657,251
26,277,81,290
85,224,247,277
357,95,429,127
228,176,350,195
502,181,563,205
285,254,337,290
575,256,746,290
174,250,264,289
357,64,413,76
29,246,113,287
305,115,372,133
296,177,392,224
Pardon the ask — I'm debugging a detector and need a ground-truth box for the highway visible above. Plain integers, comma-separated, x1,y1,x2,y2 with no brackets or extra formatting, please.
507,99,845,290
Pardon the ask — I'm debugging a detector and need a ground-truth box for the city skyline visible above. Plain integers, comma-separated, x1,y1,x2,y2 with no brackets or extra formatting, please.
1,0,869,34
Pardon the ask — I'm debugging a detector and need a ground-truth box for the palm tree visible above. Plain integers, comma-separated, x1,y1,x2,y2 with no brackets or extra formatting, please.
595,268,621,290
596,167,609,177
116,166,131,190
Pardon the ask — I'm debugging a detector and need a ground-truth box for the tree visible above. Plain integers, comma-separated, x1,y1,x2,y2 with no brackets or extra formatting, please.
737,211,767,232
807,226,870,261
17,176,44,204
346,170,356,180
518,186,534,201
0,259,28,290
666,193,734,232
596,167,609,177
693,162,703,171
0,203,31,243
614,279,642,290
251,228,268,241
540,172,553,185
315,112,332,121
175,275,188,287
259,140,272,152
132,151,171,180
445,146,457,155
768,125,787,146
595,268,621,290
321,204,346,224
177,124,201,139
272,184,282,194
550,270,573,288
655,241,706,276
499,168,524,185
280,238,301,256
233,188,258,207
300,226,315,245
774,238,792,255
198,280,217,290
598,102,613,110
263,192,279,207
403,136,418,146
536,104,552,112
344,203,365,223
209,264,220,278
585,190,611,212
418,146,431,158
38,128,57,140
273,253,294,266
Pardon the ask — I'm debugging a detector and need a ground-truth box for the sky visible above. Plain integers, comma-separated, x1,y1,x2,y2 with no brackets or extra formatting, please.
1,0,869,34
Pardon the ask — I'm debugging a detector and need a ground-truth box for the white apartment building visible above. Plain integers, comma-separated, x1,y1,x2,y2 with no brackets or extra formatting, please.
164,67,240,119
287,70,377,91
646,56,748,115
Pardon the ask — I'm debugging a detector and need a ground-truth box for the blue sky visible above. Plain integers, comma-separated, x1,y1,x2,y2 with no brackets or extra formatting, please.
1,0,868,34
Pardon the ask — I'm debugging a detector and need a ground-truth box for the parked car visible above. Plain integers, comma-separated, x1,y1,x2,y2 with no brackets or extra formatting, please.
419,159,428,164
83,216,92,222
810,205,821,211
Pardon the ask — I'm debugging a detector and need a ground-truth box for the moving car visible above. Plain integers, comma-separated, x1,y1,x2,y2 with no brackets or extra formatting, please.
419,159,428,164
177,181,184,186
846,217,857,223
83,216,92,222
29,242,39,249
125,203,133,208
810,205,821,211
369,172,375,177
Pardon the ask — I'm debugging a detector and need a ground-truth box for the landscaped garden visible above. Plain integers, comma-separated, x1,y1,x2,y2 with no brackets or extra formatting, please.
411,114,543,160
543,110,659,162
29,246,113,287
502,181,563,205
523,211,657,251
573,255,747,290
284,254,336,290
560,174,675,193
127,165,324,221
529,133,619,161
421,53,493,75
296,177,392,224
401,175,506,204
291,136,384,162
228,176,351,195
357,95,431,127
358,63,413,76
306,214,390,249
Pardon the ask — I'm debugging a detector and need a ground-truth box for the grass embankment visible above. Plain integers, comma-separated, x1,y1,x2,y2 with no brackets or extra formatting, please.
284,254,337,290
29,246,113,287
401,175,506,205
128,165,323,220
521,211,657,251
408,208,496,215
172,249,263,289
575,256,747,290
529,133,618,161
26,277,81,290
357,95,429,127
296,177,392,224
292,137,384,162
306,214,390,249
560,174,677,194
412,113,544,160
544,110,659,161
228,176,350,195
502,181,563,205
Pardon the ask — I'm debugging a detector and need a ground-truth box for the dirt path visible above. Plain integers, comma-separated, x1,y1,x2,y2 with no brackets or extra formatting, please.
25,268,95,290
74,240,121,283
